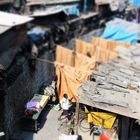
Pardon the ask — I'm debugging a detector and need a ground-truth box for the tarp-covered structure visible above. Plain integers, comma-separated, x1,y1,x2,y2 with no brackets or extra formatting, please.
78,42,140,120
101,18,140,43
55,38,131,102
56,46,96,102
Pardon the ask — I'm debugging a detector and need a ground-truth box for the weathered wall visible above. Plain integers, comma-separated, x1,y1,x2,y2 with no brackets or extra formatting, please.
4,50,55,139
0,26,27,55
0,25,27,140
0,97,4,140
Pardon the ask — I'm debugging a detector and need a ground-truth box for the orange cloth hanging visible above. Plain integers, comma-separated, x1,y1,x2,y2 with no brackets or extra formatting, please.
56,64,93,102
92,37,130,51
56,46,96,102
75,39,119,62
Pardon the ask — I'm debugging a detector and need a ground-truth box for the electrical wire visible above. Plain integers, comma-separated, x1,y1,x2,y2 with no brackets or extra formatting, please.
79,117,91,132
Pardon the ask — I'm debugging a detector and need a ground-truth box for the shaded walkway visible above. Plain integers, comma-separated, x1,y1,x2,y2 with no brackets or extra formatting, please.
21,106,61,140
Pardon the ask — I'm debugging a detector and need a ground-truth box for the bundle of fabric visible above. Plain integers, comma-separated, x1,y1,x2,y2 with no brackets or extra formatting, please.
25,94,50,115
26,101,40,112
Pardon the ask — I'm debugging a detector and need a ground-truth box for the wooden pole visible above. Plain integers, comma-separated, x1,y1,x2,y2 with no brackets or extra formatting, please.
73,40,80,135
72,42,76,67
75,100,80,135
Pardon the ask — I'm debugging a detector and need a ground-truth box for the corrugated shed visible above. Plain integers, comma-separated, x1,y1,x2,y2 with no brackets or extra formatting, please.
0,11,33,34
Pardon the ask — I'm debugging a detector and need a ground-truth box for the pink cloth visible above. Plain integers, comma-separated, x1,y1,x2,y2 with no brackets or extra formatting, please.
26,101,40,109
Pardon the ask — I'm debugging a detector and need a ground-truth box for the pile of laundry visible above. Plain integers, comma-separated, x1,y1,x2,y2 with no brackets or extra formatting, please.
26,100,41,112
25,94,49,116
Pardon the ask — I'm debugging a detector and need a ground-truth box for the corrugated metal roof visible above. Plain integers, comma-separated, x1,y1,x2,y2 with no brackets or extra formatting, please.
0,11,33,26
27,0,80,6
31,5,77,17
0,11,33,34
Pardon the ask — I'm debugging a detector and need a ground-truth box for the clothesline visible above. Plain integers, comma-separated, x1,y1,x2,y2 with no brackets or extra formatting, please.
37,57,96,74
37,58,70,67
37,58,55,65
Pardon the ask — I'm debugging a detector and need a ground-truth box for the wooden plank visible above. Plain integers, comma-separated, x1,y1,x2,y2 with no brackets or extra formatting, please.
79,96,140,120
75,102,79,135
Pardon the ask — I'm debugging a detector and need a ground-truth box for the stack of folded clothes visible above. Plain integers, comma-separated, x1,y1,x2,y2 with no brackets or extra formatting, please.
26,101,41,112
24,94,49,116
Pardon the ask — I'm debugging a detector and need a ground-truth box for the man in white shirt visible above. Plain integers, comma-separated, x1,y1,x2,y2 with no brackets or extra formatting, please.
58,93,70,121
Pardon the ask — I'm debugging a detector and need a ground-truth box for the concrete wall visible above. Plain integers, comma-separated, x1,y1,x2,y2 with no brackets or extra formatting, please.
0,97,4,140
0,26,27,55
0,23,56,139
4,50,55,139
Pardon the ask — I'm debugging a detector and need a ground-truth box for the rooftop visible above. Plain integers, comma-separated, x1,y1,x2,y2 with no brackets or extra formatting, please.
0,11,33,34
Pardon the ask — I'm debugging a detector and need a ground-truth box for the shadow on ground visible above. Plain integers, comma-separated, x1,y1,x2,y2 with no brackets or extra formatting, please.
10,105,53,140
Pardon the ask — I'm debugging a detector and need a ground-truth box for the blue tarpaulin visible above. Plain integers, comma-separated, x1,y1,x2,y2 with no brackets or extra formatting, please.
101,18,140,43
28,27,46,43
129,0,140,6
101,26,140,43
65,4,80,16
